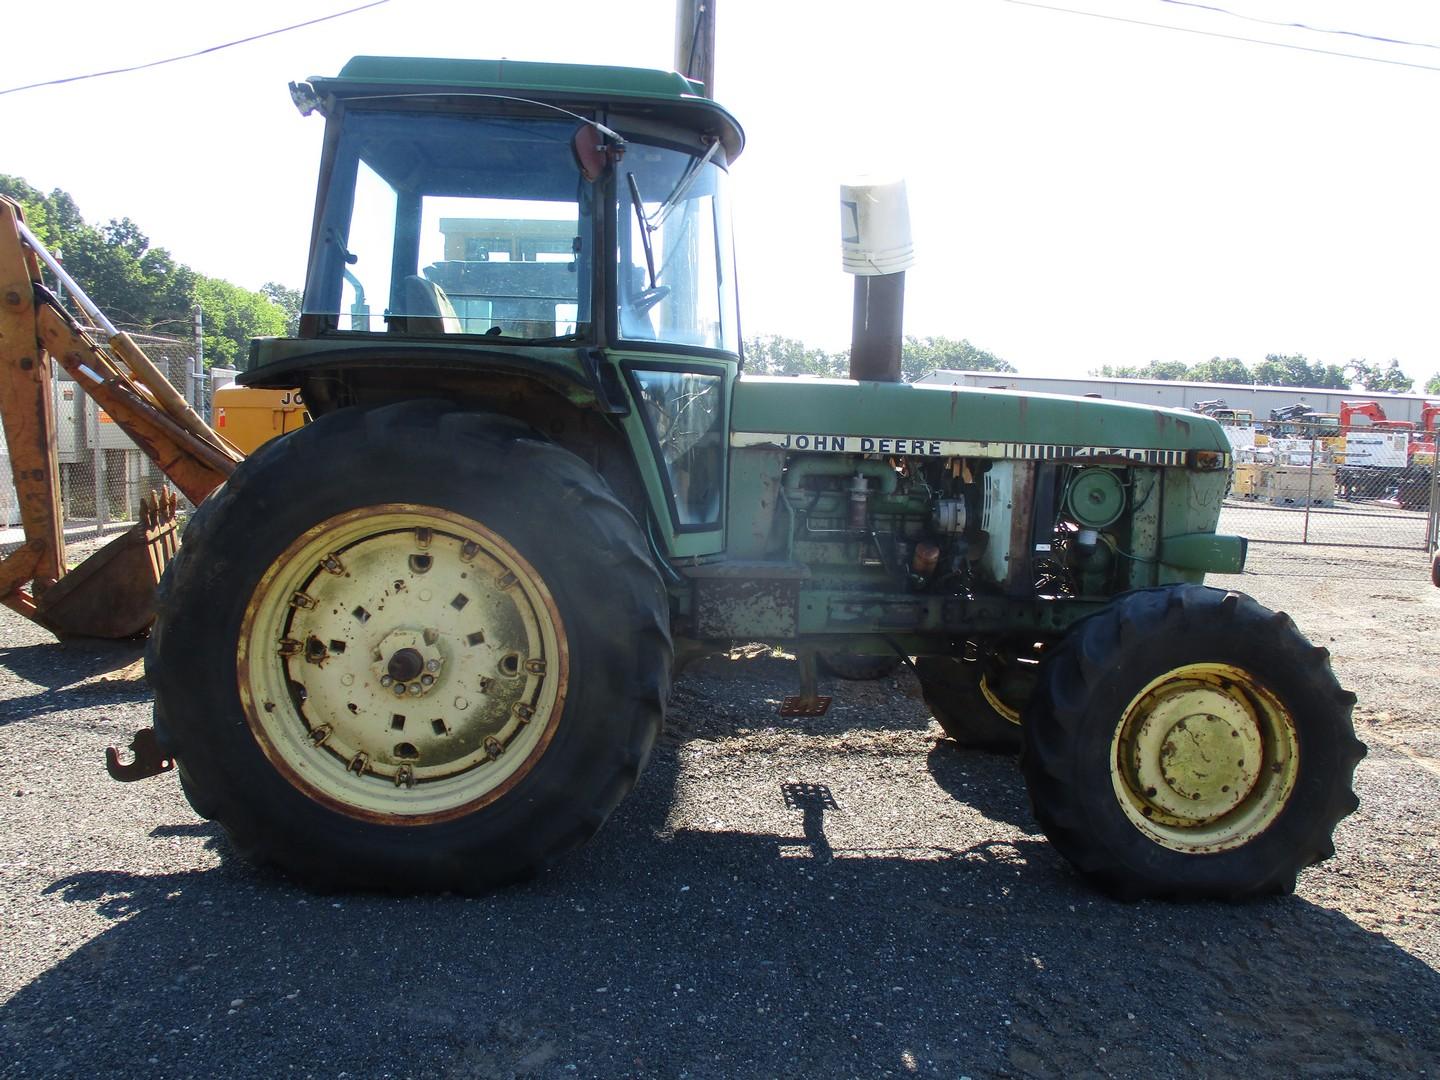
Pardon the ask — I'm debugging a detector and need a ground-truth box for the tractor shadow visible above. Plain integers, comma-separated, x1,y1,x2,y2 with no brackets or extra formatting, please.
0,637,144,688
6,766,1436,1078
673,650,1041,833
924,737,1039,835
0,637,148,726
4,726,1437,1077
668,651,934,737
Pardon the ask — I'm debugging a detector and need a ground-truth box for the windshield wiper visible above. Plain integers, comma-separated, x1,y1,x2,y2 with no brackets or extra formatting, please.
650,140,720,232
627,172,660,289
626,140,721,289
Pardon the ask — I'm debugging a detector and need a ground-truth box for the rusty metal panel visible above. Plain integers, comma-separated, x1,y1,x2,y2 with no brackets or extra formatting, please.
1004,461,1036,596
694,577,800,639
725,448,785,559
0,199,63,584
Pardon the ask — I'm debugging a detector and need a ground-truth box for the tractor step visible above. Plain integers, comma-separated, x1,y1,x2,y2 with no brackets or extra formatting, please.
779,694,832,717
779,649,831,716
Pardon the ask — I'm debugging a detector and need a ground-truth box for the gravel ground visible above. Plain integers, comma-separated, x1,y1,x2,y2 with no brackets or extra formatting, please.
0,543,1437,1079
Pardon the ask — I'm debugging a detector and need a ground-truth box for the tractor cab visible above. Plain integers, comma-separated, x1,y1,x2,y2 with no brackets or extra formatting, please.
278,57,742,356
246,57,744,557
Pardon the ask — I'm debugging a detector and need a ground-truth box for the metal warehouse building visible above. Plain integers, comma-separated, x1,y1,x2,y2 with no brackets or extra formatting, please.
917,370,1438,424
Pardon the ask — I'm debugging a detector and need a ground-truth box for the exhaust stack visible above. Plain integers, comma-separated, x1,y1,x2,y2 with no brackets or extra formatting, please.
840,177,914,383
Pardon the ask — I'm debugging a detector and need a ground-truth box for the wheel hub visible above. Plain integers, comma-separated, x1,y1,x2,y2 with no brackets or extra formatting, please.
1126,686,1262,825
1110,664,1299,852
387,647,425,684
371,630,445,699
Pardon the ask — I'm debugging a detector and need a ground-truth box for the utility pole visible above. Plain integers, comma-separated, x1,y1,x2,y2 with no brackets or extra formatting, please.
192,304,204,418
674,0,715,96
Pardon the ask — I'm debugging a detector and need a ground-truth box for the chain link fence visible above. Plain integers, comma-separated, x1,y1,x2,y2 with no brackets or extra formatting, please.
8,355,1439,568
1,328,208,550
1218,419,1440,552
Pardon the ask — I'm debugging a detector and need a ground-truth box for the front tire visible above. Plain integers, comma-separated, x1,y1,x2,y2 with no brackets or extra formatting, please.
1020,586,1363,900
148,402,670,892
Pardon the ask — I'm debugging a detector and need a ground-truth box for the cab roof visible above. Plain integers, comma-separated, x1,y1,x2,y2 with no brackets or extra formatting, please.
305,56,745,160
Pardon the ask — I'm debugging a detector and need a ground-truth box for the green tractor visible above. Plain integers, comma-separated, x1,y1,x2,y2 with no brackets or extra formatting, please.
147,57,1362,900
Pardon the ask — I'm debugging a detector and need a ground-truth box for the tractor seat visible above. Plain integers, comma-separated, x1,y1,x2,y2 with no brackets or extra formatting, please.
394,276,463,334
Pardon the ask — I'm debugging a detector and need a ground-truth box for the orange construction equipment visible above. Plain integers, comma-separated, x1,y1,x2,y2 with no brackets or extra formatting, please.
1339,400,1435,465
1339,399,1415,434
0,195,242,638
212,384,309,454
1417,402,1440,460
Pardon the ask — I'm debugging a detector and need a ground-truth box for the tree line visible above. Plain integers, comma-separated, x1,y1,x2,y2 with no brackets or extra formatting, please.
744,334,1014,382
8,175,1434,398
744,339,1440,397
1093,355,1439,396
1,175,301,370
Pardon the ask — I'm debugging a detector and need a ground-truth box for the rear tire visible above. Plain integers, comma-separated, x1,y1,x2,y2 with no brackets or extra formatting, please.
1020,585,1363,900
817,651,903,681
915,654,1027,753
148,401,670,892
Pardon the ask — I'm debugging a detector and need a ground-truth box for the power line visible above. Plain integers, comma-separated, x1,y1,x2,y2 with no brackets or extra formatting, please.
1001,0,1440,73
1154,0,1440,53
0,0,394,98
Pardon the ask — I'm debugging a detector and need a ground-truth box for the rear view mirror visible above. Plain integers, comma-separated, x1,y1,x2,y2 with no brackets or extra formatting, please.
572,124,619,181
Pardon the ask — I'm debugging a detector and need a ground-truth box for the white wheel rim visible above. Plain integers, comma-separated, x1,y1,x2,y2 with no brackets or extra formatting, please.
238,505,567,824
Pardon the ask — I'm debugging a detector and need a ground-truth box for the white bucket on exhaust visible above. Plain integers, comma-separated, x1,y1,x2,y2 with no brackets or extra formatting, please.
839,177,915,277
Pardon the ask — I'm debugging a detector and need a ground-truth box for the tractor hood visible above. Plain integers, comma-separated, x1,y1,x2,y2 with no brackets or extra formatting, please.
730,377,1229,465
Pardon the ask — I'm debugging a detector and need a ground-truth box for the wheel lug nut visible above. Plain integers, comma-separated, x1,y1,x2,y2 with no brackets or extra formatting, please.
380,675,394,687
421,674,434,686
393,684,407,697
407,684,422,696
425,659,441,673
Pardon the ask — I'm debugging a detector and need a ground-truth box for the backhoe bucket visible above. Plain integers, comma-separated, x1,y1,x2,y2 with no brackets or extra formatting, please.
31,492,181,640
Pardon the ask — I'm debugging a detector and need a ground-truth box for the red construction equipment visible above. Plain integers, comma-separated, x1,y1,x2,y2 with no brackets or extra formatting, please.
1339,399,1438,465
1417,403,1440,459
1339,399,1415,433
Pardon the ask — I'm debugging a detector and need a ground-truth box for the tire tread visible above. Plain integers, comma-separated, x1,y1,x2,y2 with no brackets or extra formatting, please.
1020,584,1361,901
148,401,670,893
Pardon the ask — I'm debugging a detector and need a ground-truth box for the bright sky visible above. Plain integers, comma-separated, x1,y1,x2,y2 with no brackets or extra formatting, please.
3,0,1436,381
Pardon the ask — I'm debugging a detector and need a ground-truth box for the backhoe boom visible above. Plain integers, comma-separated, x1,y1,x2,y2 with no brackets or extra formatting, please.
0,195,241,637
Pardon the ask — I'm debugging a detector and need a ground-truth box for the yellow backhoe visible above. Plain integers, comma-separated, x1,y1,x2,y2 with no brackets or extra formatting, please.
0,195,243,638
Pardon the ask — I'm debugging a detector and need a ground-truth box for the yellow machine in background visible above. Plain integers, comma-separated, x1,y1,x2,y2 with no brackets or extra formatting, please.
211,385,309,454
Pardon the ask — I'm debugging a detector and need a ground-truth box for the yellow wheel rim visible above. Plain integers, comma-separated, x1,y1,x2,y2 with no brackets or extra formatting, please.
979,674,1023,726
237,505,567,825
1110,663,1298,853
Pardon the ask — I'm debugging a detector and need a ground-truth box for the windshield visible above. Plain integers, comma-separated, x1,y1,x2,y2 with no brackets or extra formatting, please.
305,110,593,340
617,143,738,353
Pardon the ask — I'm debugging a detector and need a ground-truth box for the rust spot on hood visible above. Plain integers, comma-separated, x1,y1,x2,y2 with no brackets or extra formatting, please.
1160,410,1192,435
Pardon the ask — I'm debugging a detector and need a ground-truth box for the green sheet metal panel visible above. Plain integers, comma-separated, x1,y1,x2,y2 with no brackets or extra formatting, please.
334,56,706,99
730,376,1229,458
